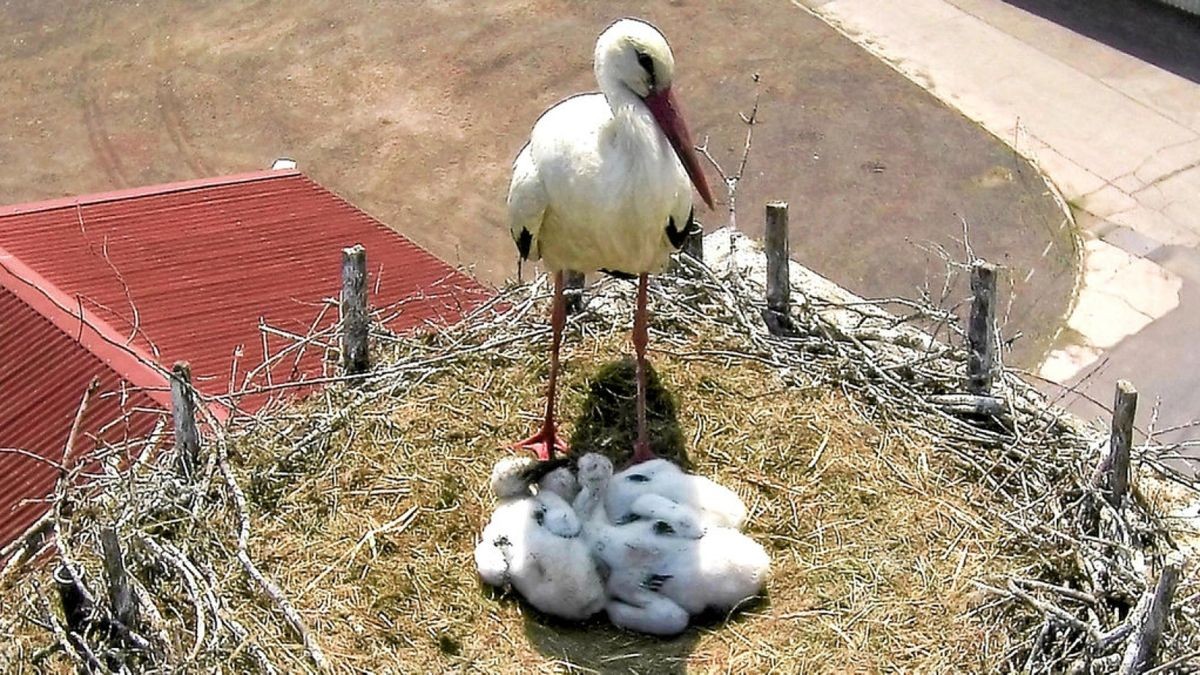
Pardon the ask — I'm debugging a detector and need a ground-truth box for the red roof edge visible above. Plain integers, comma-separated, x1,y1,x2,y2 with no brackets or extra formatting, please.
0,168,301,218
0,245,186,417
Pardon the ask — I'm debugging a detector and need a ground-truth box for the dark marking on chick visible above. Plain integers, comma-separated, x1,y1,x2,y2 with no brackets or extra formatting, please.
643,573,672,591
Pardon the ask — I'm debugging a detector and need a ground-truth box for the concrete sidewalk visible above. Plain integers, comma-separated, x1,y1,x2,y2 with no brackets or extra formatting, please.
795,0,1200,439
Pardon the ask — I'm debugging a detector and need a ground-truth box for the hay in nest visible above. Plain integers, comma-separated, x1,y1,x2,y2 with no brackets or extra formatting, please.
1,228,1197,674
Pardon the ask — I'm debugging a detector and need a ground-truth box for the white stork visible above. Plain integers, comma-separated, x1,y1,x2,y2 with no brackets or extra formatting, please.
508,17,714,464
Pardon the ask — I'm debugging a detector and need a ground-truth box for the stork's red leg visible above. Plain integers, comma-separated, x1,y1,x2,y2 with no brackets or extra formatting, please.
513,271,569,461
629,273,657,465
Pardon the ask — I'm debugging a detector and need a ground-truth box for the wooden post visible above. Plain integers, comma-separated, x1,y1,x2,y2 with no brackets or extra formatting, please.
762,201,795,336
564,270,585,315
340,244,369,376
170,361,200,478
100,527,138,631
765,201,790,314
1097,380,1138,507
682,222,704,264
1120,552,1185,674
967,261,998,394
53,562,92,635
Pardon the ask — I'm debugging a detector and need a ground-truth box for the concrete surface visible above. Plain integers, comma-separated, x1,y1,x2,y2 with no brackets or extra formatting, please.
0,1,1073,368
797,0,1200,445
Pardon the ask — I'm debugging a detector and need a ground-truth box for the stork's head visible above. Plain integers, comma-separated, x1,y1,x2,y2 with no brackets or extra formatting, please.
595,18,676,100
595,18,715,210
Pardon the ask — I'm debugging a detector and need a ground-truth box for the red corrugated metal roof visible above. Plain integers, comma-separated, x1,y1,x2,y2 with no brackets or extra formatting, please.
0,281,164,546
0,169,492,547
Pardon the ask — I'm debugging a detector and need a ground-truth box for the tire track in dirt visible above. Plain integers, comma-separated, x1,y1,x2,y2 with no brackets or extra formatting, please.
80,83,131,188
157,79,211,178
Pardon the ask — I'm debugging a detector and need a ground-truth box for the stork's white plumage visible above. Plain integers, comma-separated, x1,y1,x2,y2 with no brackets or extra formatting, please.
508,18,713,463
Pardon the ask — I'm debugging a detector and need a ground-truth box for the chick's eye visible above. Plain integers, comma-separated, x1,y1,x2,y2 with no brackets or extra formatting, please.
636,51,655,76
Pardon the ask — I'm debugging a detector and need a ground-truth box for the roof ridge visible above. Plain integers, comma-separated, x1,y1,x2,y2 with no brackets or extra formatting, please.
0,169,301,219
0,243,177,414
303,176,485,290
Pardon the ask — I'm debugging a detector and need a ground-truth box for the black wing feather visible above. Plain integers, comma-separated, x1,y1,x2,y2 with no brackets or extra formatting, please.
599,268,637,280
665,208,700,250
516,228,534,260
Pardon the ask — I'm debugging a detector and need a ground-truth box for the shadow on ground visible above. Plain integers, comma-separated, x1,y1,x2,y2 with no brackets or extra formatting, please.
1002,0,1200,83
519,596,774,675
520,608,701,675
570,357,690,469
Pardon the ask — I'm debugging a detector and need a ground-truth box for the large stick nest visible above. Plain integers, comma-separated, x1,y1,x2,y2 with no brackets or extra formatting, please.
1,228,1196,674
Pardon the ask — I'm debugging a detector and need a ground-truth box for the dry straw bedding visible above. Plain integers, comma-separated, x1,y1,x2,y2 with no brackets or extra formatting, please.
0,230,1196,673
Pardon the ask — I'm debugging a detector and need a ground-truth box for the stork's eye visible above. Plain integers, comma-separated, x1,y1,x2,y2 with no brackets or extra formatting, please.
636,51,655,76
653,521,675,535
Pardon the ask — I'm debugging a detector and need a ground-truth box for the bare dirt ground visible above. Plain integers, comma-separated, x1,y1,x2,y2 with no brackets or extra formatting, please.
0,0,1075,366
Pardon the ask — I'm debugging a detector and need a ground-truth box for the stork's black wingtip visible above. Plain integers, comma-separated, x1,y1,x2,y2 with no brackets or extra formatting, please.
516,228,533,260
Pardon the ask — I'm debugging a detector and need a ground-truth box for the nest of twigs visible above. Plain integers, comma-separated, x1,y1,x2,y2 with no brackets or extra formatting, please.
0,228,1196,674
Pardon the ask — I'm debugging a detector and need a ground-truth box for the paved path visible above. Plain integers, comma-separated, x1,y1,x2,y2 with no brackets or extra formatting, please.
796,0,1200,444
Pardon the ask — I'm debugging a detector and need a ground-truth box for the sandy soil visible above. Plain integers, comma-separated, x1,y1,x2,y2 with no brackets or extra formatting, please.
0,0,1075,365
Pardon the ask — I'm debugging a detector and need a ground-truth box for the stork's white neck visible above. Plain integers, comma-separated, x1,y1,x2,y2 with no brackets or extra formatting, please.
597,83,669,166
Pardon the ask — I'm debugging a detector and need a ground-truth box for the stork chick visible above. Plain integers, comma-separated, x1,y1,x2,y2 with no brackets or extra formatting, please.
474,457,606,620
606,458,747,530
575,453,769,634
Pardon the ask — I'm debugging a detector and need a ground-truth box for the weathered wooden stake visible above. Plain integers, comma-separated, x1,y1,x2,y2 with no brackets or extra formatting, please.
564,270,585,315
100,527,138,630
53,562,92,635
682,222,704,264
967,261,998,394
1120,551,1185,674
170,361,200,478
1097,380,1138,508
762,201,795,336
765,201,790,314
340,244,369,376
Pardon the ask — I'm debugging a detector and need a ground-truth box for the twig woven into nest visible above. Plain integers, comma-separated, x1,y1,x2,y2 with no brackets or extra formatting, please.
0,228,1196,673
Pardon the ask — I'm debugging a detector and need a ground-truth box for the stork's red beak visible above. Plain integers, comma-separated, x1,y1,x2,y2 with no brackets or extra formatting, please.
644,86,715,210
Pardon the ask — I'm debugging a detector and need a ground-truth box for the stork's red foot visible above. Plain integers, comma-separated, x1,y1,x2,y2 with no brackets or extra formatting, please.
512,429,569,462
626,440,657,467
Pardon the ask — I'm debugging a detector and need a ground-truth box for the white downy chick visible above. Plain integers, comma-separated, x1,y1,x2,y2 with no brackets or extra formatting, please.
539,465,580,503
475,457,606,620
644,526,771,616
574,453,692,636
579,454,769,626
605,458,747,530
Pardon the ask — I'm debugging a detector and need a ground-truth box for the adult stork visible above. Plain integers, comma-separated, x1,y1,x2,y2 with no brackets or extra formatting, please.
508,18,714,464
